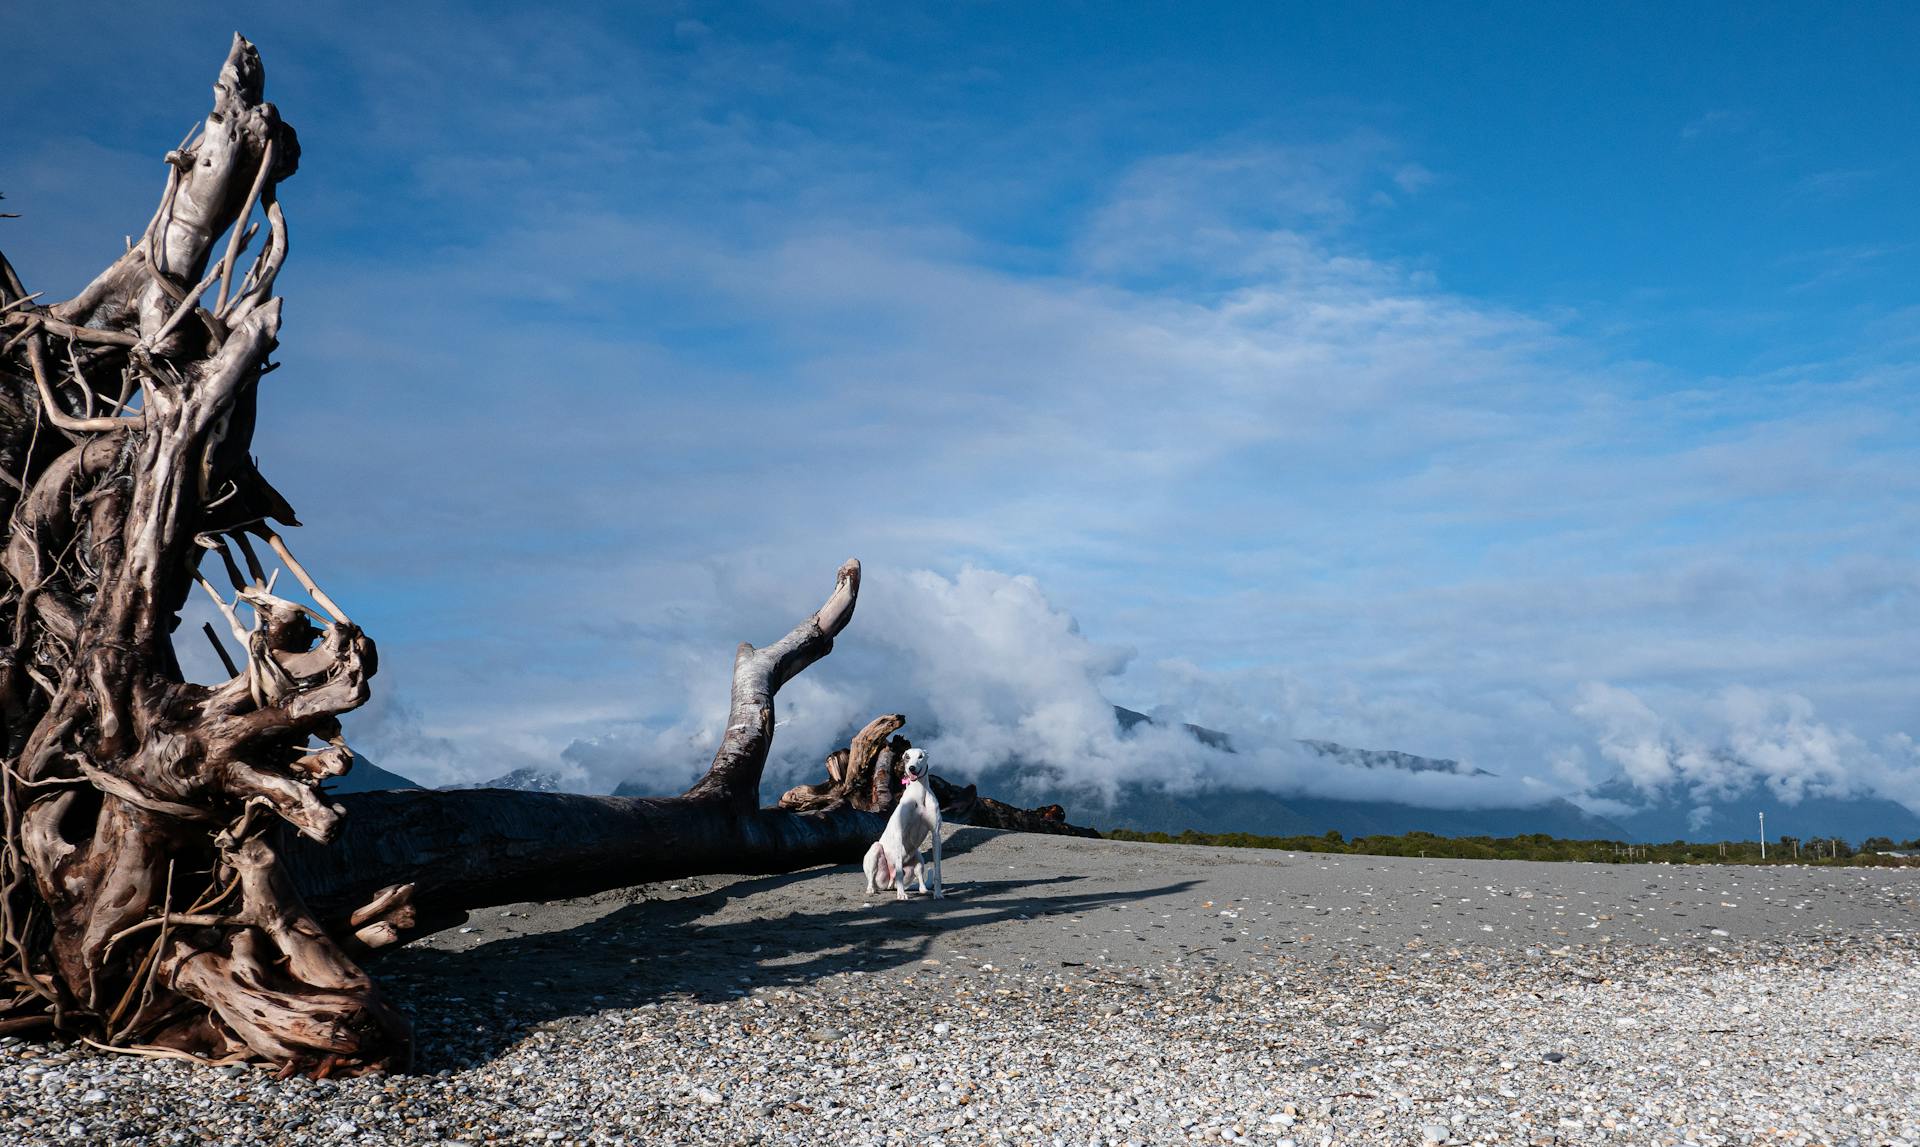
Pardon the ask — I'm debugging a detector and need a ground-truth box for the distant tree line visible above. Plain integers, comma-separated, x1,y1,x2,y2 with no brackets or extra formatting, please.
1100,827,1920,866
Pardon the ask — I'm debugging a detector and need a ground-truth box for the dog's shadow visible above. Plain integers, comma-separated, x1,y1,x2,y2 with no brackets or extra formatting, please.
373,829,1197,1070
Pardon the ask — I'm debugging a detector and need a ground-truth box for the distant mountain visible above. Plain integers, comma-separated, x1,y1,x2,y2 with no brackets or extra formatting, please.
1579,777,1920,845
974,769,1624,841
439,766,567,793
324,761,586,796
1100,788,1625,840
320,756,424,795
1099,710,1920,843
1113,706,1232,750
1111,707,1491,776
1294,738,1495,778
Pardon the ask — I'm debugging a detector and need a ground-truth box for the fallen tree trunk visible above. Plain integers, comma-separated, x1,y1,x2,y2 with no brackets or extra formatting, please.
284,759,1098,922
927,780,1100,838
282,791,893,920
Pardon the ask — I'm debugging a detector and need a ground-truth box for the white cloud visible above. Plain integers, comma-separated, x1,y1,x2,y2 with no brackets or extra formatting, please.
1572,681,1920,812
21,10,1916,822
293,136,1919,815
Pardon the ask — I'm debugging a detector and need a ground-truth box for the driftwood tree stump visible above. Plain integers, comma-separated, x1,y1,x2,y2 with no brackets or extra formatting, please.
0,36,409,1073
1,36,1095,1076
777,713,909,814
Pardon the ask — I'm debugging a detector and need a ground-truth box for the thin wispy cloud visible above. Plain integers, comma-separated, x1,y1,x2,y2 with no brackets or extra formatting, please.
1680,108,1745,141
1790,168,1877,200
1782,242,1906,293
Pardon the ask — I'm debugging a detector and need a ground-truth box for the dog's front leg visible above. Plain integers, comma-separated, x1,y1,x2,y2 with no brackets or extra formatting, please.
930,805,945,898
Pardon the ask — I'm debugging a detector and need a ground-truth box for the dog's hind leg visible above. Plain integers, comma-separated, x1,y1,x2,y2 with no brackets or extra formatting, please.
887,846,912,901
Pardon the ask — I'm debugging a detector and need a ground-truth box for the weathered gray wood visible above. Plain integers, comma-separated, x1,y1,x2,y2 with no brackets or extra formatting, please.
0,34,405,1076
681,560,860,811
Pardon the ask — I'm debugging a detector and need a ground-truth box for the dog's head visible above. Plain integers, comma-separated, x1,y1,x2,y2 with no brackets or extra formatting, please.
900,747,928,784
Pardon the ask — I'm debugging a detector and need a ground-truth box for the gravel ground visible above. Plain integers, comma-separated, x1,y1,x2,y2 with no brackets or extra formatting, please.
1,828,1916,1146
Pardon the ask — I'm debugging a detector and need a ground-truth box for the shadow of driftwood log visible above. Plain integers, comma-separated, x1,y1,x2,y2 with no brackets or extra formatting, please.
366,842,1199,1069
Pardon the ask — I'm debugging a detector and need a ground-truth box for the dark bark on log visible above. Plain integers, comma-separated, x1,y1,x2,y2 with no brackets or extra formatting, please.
843,714,905,809
280,791,893,920
283,780,1095,928
927,777,1100,838
868,736,910,812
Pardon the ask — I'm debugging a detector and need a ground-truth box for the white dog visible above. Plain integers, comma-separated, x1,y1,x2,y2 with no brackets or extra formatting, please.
862,747,943,900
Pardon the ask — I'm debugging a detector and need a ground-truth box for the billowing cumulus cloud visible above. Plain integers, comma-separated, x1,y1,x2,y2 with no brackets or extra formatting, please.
1572,681,1920,812
550,566,1179,799
533,566,1920,820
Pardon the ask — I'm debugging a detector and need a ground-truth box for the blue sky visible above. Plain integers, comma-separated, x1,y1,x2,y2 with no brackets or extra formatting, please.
8,3,1918,814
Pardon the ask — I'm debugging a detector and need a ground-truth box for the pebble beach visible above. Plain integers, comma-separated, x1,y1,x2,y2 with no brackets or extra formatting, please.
2,827,1916,1146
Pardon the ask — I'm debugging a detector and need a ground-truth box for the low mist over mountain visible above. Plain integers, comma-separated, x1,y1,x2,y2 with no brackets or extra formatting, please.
590,706,1629,838
972,708,1627,839
336,562,1920,845
1097,709,1919,843
356,705,1920,845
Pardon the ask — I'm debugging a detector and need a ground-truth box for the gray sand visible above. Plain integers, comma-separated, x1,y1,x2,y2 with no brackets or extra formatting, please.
399,827,1920,985
2,828,1917,1146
